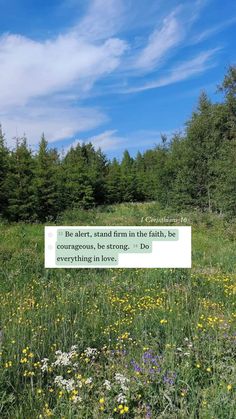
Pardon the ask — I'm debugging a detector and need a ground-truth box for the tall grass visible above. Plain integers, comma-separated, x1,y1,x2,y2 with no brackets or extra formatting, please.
0,203,235,418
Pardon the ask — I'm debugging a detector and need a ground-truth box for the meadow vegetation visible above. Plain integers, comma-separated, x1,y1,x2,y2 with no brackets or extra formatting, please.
0,202,235,418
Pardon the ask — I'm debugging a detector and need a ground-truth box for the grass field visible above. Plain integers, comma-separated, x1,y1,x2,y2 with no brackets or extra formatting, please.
0,203,235,418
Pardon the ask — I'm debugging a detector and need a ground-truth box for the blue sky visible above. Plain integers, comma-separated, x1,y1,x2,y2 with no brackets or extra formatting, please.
0,0,235,158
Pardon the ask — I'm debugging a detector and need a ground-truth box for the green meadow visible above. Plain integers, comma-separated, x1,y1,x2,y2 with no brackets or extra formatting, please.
0,203,235,418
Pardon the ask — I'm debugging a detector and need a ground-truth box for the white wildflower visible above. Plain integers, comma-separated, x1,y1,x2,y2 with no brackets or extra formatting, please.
72,395,82,404
53,346,77,367
85,377,93,385
114,373,130,392
103,380,112,391
54,376,76,391
77,380,83,388
84,347,98,360
54,375,64,385
41,358,49,372
114,373,129,385
117,393,127,404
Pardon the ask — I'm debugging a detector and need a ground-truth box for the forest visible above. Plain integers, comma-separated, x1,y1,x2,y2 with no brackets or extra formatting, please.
0,66,235,222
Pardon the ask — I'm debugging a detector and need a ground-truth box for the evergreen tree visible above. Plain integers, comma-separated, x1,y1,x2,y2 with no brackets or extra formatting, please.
33,134,59,221
218,65,236,140
106,158,122,203
214,139,236,216
120,150,136,202
183,92,216,211
168,133,191,208
81,143,107,205
5,137,35,221
62,143,95,210
134,151,146,201
0,126,9,217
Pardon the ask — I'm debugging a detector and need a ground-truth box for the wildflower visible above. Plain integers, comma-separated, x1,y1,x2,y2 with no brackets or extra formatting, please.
117,393,127,404
227,384,232,391
99,398,105,404
5,361,12,368
43,403,53,417
115,373,129,386
53,351,71,366
103,380,112,391
85,377,93,385
160,319,167,324
54,376,76,391
84,347,98,360
58,391,64,398
41,358,49,372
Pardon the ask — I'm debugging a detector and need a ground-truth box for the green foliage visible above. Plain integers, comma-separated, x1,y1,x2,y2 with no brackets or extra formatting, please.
0,126,9,217
106,158,122,203
120,150,137,202
5,137,35,221
33,135,60,221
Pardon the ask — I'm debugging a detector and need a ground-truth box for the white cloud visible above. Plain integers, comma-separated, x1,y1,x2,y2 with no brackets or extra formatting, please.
135,11,184,71
76,0,125,41
126,48,219,93
0,0,127,145
67,129,124,152
0,102,107,147
65,128,179,153
0,32,127,108
191,17,236,44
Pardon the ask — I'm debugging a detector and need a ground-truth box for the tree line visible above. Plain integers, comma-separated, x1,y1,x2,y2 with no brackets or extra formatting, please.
0,66,235,222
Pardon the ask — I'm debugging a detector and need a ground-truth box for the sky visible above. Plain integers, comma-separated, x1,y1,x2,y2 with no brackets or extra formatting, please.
0,0,235,159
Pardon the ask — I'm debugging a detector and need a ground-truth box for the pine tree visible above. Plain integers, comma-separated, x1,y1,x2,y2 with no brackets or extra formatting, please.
168,133,191,209
33,134,60,221
120,150,136,202
5,137,35,221
81,143,107,205
106,158,122,203
183,92,216,211
134,152,146,201
214,139,236,216
62,143,95,210
0,126,9,217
